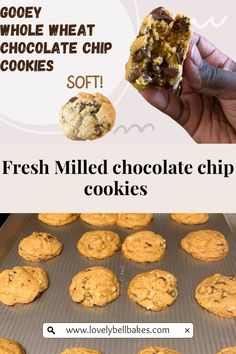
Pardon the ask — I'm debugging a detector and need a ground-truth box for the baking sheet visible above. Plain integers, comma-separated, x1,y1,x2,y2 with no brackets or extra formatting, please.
0,214,235,354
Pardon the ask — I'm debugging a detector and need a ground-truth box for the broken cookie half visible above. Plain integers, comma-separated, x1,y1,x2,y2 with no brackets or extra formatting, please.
125,6,192,92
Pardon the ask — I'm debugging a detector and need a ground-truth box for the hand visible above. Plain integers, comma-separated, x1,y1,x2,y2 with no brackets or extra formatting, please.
140,33,236,143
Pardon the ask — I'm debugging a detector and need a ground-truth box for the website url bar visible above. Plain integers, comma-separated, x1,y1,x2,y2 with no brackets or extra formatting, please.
43,323,193,339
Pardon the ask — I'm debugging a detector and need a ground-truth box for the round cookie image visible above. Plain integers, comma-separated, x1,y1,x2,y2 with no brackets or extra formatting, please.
18,232,63,262
117,213,153,228
128,269,178,311
122,231,166,263
38,213,79,226
77,230,121,259
80,213,118,227
216,347,236,354
195,274,236,318
0,266,48,305
170,213,209,225
137,346,181,354
69,266,120,307
60,347,102,354
59,92,116,141
0,338,25,354
181,230,229,261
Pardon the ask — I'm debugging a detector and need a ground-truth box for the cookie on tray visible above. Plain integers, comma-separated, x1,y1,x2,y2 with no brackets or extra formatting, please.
216,347,236,354
60,348,102,354
80,213,118,226
59,92,115,141
181,230,229,261
195,274,236,318
77,230,121,259
117,213,153,228
128,269,178,311
122,231,166,263
170,213,209,225
137,346,182,354
0,266,48,305
126,7,191,91
69,266,120,307
0,338,25,354
38,213,79,226
18,232,63,262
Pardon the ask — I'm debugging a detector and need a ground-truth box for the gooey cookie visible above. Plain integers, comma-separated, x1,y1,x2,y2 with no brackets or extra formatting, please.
128,269,178,311
69,266,120,307
0,338,25,354
38,213,79,226
117,213,153,228
137,346,182,354
80,213,118,226
126,7,191,91
195,274,236,318
216,347,236,354
170,213,209,225
122,231,166,263
18,232,63,261
181,230,229,261
0,266,48,305
77,230,121,259
59,92,115,141
60,347,102,354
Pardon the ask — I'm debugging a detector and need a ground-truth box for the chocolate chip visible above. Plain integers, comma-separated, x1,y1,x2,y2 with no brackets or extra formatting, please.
151,7,174,23
129,68,142,83
176,47,184,64
68,96,78,104
145,242,152,247
173,17,189,32
93,125,103,136
162,67,179,78
133,48,149,63
141,72,153,84
78,103,86,112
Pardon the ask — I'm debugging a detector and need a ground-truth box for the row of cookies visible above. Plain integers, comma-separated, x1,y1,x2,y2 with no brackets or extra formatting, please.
1,338,235,354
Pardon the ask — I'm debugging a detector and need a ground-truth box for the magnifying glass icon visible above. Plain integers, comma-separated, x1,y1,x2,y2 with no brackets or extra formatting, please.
47,326,55,335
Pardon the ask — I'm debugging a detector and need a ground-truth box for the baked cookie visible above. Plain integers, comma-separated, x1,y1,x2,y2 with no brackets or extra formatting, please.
80,213,118,226
128,269,178,311
126,7,191,91
195,274,236,318
137,346,181,354
170,213,209,225
60,348,102,354
216,347,236,354
18,232,63,261
122,231,166,263
117,213,153,228
69,266,120,307
0,266,48,305
77,230,121,259
38,213,79,226
0,338,25,354
181,230,229,261
59,92,115,141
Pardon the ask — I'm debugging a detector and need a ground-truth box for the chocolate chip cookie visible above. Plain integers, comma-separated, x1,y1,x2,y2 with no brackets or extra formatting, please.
122,231,166,263
18,232,63,261
181,230,229,261
60,348,102,354
77,230,121,259
195,274,236,318
38,213,79,226
137,346,182,354
117,213,153,229
69,266,120,307
80,213,118,226
128,269,178,311
126,6,191,91
59,92,115,141
0,266,48,305
170,213,209,225
216,347,236,354
0,338,25,354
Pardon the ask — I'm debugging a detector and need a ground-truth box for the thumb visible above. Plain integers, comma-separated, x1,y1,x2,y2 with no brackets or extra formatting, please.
185,44,236,100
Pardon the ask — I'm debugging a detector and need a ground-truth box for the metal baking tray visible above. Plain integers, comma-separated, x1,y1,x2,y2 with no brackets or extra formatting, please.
0,214,235,354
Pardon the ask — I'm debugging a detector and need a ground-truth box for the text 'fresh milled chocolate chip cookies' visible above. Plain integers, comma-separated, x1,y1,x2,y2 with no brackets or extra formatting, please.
126,6,192,91
59,92,116,141
137,346,182,354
